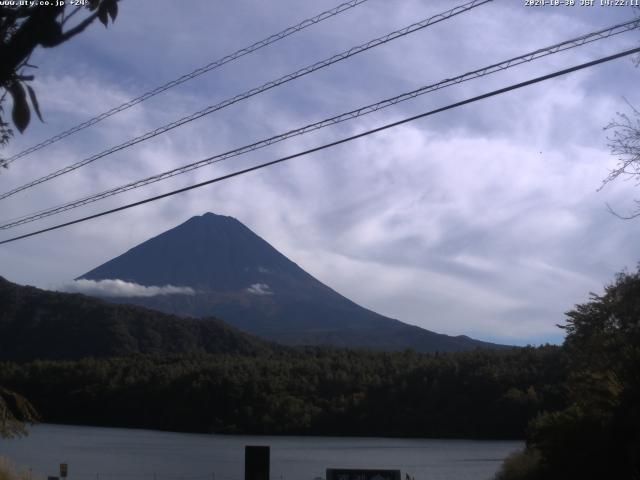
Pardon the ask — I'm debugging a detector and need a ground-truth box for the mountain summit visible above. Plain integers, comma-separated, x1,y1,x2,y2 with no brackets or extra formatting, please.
80,213,504,352
82,213,316,294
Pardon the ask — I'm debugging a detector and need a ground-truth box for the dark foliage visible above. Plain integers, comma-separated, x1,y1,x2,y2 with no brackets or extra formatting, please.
0,386,38,438
0,275,566,439
0,276,272,360
0,0,118,159
0,346,566,439
497,267,640,479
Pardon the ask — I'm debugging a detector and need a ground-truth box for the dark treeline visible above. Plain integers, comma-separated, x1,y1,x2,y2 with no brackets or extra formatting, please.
0,275,567,440
0,346,565,439
2,275,567,439
495,267,640,480
0,276,272,360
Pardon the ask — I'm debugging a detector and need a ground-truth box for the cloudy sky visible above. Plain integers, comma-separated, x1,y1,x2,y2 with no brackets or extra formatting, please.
1,0,639,345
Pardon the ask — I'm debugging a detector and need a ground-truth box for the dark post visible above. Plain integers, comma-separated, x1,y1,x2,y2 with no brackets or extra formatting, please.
245,445,270,480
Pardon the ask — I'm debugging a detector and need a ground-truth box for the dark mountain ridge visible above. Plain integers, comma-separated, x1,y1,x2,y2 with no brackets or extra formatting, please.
0,276,270,361
80,213,507,353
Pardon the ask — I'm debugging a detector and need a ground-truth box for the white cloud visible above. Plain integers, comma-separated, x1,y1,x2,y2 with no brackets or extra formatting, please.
56,279,195,298
246,283,273,295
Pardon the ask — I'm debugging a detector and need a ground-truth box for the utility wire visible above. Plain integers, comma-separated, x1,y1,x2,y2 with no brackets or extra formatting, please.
1,18,638,230
0,0,492,202
1,46,638,246
1,0,371,166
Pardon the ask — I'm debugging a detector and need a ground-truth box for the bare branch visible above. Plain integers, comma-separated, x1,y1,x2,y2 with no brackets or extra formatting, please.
601,94,640,218
602,101,640,186
606,202,640,220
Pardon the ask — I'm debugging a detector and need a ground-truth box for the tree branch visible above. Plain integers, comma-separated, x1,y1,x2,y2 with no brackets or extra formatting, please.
55,10,101,45
606,202,640,220
61,5,83,27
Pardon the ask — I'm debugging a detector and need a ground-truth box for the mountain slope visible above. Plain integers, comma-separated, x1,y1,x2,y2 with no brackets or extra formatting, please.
0,276,271,361
80,213,506,352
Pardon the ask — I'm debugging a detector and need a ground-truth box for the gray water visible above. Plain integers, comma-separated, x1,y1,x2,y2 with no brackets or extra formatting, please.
0,424,521,480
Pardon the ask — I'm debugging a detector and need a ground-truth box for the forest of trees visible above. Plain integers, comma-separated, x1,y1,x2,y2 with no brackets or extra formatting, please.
0,276,272,361
0,275,566,439
0,346,564,440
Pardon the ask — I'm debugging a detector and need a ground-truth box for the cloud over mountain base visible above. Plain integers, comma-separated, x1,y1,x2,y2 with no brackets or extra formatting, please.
56,279,195,298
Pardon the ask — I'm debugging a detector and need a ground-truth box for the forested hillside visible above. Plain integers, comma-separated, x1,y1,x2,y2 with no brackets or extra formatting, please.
0,346,564,439
0,273,569,439
0,277,271,360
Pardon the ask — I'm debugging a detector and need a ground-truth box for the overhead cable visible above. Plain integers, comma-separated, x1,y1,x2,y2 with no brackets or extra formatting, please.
1,46,638,246
1,18,638,230
0,0,492,201
1,0,371,166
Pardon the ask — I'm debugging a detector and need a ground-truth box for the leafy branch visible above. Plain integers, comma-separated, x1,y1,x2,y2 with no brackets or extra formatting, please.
0,387,39,439
0,0,119,167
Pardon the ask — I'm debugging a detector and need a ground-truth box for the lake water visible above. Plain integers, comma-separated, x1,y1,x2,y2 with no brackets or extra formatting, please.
0,424,521,480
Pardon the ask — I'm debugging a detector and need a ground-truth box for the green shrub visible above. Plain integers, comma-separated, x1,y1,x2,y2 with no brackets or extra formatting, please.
494,448,543,480
0,457,38,480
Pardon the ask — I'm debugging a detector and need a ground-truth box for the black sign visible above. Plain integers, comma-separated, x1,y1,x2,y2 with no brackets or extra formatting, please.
326,469,401,480
245,445,270,480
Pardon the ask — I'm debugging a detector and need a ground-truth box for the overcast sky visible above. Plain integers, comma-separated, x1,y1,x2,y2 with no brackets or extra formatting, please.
1,0,639,345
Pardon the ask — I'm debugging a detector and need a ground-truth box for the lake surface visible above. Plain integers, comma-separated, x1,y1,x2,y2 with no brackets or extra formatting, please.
0,424,521,480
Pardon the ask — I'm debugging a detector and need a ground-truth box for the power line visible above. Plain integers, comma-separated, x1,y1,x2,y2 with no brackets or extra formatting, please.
1,0,371,167
1,18,638,230
0,0,492,202
2,46,638,246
